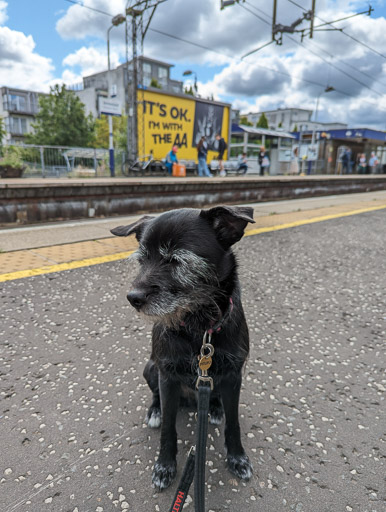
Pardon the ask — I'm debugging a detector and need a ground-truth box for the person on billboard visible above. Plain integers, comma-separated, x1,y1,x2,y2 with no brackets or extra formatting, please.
165,146,178,175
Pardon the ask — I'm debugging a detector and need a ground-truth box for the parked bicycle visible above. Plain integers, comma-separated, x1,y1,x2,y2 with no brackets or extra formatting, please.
122,152,165,176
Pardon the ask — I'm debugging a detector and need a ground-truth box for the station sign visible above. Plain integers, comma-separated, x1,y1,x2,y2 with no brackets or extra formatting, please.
98,97,122,116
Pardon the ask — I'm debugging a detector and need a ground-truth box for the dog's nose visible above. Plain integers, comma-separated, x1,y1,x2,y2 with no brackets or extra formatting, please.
127,290,147,309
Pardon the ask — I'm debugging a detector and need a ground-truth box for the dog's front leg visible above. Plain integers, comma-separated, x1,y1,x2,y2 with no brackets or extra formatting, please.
152,373,180,490
220,375,253,481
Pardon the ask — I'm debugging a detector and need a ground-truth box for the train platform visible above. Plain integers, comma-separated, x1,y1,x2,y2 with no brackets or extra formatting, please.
1,190,385,282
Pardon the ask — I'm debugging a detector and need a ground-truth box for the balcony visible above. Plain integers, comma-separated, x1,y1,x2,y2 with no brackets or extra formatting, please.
3,102,39,115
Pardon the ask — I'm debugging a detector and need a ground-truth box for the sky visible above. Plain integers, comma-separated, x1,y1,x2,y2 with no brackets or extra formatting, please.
1,0,386,129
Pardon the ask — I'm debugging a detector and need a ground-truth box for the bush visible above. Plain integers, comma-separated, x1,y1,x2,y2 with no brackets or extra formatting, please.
0,146,24,168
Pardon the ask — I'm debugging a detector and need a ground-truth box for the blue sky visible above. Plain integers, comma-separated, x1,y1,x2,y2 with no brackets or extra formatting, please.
1,0,386,128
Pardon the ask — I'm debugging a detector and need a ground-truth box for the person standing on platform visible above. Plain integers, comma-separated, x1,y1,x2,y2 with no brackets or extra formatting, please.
258,146,270,176
369,152,379,174
216,133,227,177
197,136,213,177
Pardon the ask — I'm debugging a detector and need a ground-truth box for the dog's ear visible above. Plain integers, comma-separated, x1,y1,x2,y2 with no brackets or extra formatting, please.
110,215,155,240
200,206,255,248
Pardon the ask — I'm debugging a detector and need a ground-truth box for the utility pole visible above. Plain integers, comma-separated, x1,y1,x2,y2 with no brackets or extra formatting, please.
107,14,126,177
125,1,167,165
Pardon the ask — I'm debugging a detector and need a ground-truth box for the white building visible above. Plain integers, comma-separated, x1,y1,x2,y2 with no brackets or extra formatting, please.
0,87,44,144
72,56,184,118
243,107,347,133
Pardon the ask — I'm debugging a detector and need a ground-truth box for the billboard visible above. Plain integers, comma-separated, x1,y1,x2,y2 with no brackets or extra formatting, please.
137,90,229,161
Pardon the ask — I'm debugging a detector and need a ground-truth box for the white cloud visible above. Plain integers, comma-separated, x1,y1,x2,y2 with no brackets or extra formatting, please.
0,0,7,25
2,0,385,129
0,26,54,91
63,46,120,78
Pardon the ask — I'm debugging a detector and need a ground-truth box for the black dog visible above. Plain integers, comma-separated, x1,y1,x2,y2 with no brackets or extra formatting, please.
111,206,255,490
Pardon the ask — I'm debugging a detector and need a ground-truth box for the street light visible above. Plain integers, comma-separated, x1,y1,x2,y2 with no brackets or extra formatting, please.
314,85,335,123
311,85,335,173
183,70,198,93
107,13,126,177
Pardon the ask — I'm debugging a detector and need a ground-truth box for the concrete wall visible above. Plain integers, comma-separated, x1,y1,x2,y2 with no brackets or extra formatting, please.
1,176,385,225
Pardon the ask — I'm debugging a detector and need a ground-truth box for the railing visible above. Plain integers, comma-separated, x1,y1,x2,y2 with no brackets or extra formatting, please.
0,144,127,178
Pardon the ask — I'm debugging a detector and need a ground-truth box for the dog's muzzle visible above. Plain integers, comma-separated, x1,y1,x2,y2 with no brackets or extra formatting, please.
127,286,159,311
127,290,147,310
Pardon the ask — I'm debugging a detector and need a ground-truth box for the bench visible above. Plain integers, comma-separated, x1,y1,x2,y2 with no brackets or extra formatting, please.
209,160,243,175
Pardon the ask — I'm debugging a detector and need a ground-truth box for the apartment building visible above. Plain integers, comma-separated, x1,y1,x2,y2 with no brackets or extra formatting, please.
0,87,44,143
74,56,184,118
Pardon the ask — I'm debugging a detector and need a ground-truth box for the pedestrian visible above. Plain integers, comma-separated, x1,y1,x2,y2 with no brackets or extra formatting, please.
341,148,349,174
357,153,367,174
346,148,353,173
197,136,213,177
369,152,379,174
289,146,299,175
237,152,248,175
216,133,227,177
165,145,178,175
258,146,270,176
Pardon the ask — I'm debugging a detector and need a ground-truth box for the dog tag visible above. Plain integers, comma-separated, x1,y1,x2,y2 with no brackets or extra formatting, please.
199,356,212,371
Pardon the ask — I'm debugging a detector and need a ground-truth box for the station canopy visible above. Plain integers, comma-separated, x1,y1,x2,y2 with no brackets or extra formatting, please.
232,124,296,139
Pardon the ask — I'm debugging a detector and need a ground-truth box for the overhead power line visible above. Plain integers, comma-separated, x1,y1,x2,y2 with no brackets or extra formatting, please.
61,0,385,111
286,0,386,60
243,1,386,96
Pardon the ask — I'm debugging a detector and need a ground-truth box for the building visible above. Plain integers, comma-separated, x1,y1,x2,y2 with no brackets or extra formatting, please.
73,56,184,118
243,107,347,133
293,127,386,174
244,108,312,132
0,87,44,144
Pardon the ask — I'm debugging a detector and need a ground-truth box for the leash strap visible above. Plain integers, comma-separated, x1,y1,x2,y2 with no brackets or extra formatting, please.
168,448,195,512
194,384,211,512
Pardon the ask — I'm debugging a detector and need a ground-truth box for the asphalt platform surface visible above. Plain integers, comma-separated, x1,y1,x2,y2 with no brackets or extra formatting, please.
1,207,385,511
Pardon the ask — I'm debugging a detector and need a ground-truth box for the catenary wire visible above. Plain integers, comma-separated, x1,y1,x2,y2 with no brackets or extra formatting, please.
286,0,386,59
62,0,384,110
242,1,385,96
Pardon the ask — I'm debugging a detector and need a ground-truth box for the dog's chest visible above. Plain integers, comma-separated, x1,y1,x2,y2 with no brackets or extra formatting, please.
156,338,239,388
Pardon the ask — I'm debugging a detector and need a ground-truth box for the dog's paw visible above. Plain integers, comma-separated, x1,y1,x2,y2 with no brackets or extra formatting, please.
152,461,177,490
227,454,253,481
209,407,224,425
146,407,161,428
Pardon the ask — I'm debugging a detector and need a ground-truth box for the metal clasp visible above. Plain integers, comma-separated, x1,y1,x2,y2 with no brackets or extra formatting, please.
196,375,214,390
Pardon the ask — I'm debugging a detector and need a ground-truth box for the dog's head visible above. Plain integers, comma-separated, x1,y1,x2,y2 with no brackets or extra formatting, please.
111,206,254,324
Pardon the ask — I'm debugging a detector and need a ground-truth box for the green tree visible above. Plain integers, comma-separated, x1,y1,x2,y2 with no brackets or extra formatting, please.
93,114,127,151
256,113,269,129
240,116,253,126
293,124,298,132
28,84,95,147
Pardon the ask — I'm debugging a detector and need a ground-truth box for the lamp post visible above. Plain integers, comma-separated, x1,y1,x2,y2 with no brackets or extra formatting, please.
311,85,334,173
314,85,335,123
107,14,126,177
183,70,198,93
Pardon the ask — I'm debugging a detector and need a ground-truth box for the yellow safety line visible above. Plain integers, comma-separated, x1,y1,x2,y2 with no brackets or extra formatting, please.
1,204,385,283
245,204,386,237
0,250,134,283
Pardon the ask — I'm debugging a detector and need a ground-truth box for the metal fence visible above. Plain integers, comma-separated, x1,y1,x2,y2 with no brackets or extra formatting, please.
0,144,127,178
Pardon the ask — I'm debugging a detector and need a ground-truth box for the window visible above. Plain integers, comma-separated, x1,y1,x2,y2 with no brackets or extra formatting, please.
143,63,151,75
8,94,27,111
158,67,167,79
8,116,28,134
